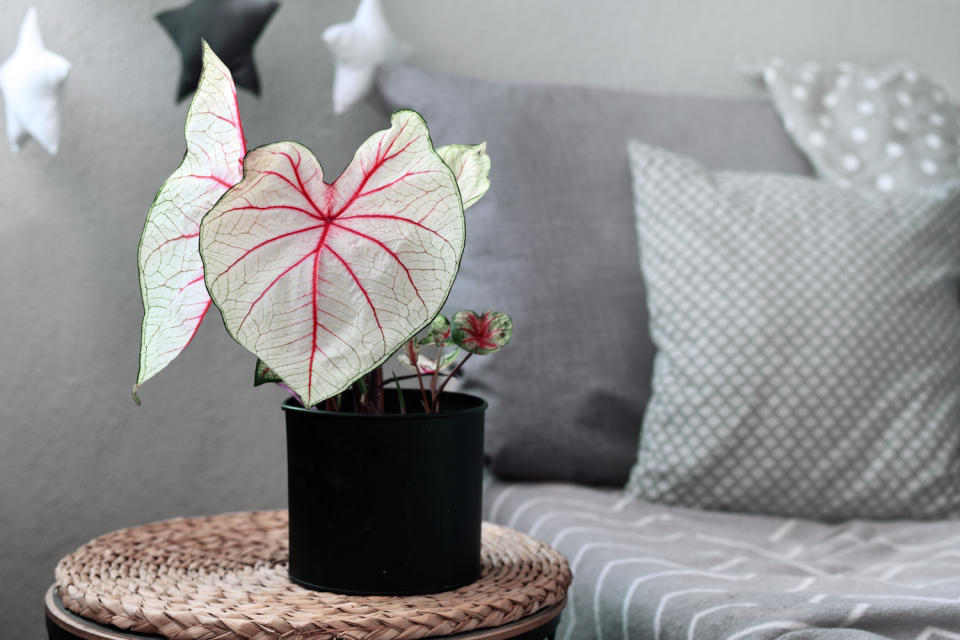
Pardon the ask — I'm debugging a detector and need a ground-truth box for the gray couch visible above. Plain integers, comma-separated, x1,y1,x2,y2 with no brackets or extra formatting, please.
483,479,960,639
378,66,960,639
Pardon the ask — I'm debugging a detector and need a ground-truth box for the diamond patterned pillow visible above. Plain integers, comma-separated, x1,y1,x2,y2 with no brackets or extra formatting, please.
624,141,960,520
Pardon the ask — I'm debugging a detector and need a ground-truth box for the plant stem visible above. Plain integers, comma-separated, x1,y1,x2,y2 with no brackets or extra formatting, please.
378,373,426,387
372,366,384,413
415,362,430,415
434,352,472,411
403,337,431,414
416,368,430,413
430,345,442,408
353,377,371,413
377,372,464,388
392,372,406,415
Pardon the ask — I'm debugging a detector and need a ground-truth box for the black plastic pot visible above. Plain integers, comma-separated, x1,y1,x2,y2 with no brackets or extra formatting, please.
282,389,486,595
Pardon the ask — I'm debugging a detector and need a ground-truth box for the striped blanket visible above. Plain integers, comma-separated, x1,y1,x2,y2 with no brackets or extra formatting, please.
484,479,960,640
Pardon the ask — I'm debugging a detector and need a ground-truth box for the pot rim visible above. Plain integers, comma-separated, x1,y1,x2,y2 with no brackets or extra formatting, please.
281,389,487,419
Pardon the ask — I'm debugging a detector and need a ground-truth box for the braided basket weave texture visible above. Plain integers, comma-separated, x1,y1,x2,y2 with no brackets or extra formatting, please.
55,511,571,640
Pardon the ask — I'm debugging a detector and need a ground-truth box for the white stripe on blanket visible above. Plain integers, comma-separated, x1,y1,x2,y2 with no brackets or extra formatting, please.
484,479,960,640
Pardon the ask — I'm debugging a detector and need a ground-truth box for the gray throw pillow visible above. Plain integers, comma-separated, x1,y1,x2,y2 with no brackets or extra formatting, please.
378,65,811,485
625,141,960,520
760,60,960,194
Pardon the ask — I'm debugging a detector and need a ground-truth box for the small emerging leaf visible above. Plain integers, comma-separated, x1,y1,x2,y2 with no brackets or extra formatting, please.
437,143,490,210
134,41,246,401
451,310,513,355
254,359,282,386
398,352,427,373
437,347,459,370
430,314,451,339
419,314,451,346
400,347,459,374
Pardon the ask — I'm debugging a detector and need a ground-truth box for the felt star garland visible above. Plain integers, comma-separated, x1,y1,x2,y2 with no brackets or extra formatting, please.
157,0,279,101
0,7,71,154
323,0,411,114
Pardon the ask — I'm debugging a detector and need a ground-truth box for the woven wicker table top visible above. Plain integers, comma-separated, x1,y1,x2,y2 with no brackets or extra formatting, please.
54,511,572,640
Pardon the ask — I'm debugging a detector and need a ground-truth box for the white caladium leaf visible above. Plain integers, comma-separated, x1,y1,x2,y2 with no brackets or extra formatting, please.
134,42,246,403
437,143,490,210
200,110,464,407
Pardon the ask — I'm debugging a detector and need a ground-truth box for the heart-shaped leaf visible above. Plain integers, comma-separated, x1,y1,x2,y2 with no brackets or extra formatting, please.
437,143,490,210
134,42,246,403
200,110,464,407
451,310,513,355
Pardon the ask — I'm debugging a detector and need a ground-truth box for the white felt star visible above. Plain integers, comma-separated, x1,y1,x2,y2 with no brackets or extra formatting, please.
323,0,411,114
0,7,71,154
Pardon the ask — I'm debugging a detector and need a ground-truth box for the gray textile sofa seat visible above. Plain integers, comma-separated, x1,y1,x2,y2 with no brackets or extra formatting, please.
484,479,960,640
378,66,960,639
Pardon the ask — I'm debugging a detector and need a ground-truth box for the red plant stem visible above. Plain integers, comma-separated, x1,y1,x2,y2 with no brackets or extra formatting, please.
392,373,406,415
430,346,442,407
434,352,473,411
409,339,430,413
416,366,430,414
372,366,384,413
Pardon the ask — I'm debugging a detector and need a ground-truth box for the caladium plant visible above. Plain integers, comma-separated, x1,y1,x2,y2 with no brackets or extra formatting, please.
134,43,511,413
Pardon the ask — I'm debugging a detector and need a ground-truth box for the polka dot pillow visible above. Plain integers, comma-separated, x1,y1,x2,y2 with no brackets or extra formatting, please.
760,60,960,194
624,141,960,520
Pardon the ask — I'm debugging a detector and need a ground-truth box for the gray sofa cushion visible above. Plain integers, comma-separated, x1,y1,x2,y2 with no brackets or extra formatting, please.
625,142,960,520
485,478,960,640
759,60,960,194
378,65,811,485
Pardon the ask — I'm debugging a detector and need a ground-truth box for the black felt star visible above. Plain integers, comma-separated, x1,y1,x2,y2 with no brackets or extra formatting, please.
157,0,280,101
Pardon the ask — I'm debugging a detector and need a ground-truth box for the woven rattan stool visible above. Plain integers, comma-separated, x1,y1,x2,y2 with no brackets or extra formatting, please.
45,510,572,640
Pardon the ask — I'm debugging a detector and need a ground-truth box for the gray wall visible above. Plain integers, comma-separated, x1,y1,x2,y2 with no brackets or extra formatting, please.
1,1,956,637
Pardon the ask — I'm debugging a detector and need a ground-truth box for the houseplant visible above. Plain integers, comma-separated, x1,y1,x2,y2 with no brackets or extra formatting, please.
133,43,511,594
